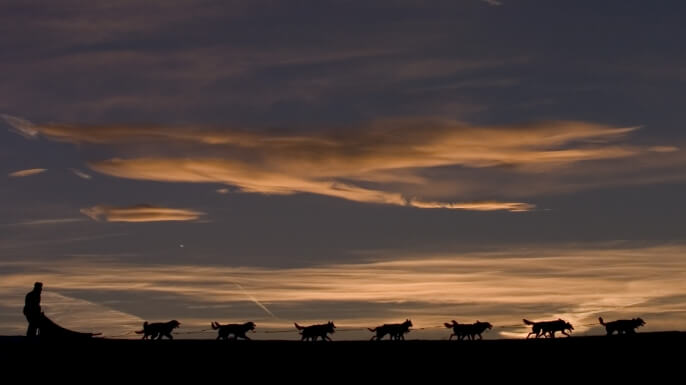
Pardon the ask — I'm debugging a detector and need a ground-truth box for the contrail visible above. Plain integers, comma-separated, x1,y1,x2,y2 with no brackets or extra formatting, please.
234,283,276,318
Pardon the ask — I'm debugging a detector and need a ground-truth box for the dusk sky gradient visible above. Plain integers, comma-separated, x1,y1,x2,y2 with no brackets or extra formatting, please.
2,0,686,339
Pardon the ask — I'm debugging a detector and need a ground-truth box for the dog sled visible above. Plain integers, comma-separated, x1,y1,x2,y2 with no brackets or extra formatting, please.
37,312,102,339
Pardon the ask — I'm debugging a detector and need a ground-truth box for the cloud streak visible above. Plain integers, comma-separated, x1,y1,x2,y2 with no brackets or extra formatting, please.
2,114,38,138
8,168,47,177
7,116,680,211
88,157,531,211
70,168,92,180
80,204,205,222
8,218,86,226
0,244,684,338
409,200,534,212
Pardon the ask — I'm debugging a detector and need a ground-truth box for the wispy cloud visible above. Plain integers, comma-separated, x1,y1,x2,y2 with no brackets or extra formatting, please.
8,168,47,177
80,204,205,222
70,168,92,180
1,114,38,138
76,119,650,211
7,116,681,210
88,158,532,212
0,244,684,338
409,200,534,212
9,218,85,226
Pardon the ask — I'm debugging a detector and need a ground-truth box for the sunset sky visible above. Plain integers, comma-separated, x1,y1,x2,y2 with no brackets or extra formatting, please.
2,0,686,340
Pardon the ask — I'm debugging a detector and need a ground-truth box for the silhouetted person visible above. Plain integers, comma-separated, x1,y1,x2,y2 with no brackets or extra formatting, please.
23,282,43,337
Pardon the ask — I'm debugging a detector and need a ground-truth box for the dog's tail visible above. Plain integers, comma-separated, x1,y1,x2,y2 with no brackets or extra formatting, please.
368,327,379,332
211,321,221,330
598,317,606,326
523,319,535,325
294,322,305,330
444,322,454,329
135,321,148,334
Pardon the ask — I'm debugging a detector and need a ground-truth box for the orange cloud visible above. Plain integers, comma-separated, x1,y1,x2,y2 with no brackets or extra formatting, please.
1,244,684,338
409,200,535,212
5,115,642,167
80,204,205,222
7,115,679,210
89,158,530,211
8,168,47,177
12,218,85,226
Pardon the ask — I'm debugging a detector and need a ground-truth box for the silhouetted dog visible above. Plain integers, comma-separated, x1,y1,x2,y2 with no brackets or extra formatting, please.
599,317,645,335
294,321,336,341
211,321,256,340
444,320,492,340
523,318,573,338
369,319,413,341
136,320,180,340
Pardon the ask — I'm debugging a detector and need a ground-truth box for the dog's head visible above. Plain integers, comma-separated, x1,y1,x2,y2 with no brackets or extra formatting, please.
564,322,574,331
476,320,493,330
246,321,257,332
169,320,181,329
404,319,413,328
327,321,336,333
634,318,646,327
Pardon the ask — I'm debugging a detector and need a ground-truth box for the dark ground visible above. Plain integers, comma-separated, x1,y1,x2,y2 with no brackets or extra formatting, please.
1,332,681,380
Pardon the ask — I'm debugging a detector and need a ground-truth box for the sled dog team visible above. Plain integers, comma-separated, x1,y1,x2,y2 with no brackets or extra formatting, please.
135,316,645,340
